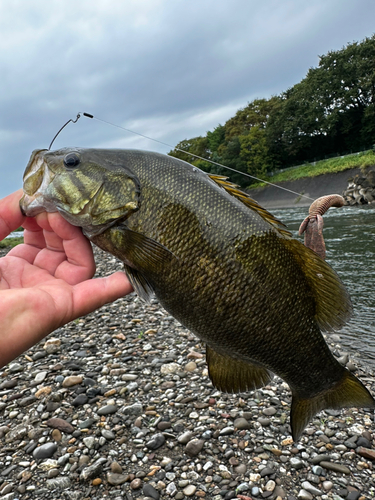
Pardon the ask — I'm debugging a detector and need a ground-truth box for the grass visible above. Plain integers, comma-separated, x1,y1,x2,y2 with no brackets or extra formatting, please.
0,236,24,248
249,150,375,188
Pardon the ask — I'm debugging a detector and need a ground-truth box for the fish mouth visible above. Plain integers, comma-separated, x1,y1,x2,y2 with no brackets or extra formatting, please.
19,193,58,217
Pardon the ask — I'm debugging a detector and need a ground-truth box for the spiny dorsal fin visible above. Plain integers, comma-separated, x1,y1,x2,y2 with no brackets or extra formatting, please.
209,174,291,237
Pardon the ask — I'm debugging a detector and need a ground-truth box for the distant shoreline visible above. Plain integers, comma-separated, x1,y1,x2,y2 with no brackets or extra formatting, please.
247,167,362,210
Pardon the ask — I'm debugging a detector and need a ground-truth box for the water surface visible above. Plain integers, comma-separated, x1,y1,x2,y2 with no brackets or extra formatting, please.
273,205,375,368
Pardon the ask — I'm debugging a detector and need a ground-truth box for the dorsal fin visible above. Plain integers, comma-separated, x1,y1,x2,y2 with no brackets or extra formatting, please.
209,174,291,237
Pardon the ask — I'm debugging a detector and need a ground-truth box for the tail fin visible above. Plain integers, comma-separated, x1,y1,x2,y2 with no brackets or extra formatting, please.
291,370,375,441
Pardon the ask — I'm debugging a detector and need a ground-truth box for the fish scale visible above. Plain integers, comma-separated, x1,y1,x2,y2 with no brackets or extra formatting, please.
20,147,375,440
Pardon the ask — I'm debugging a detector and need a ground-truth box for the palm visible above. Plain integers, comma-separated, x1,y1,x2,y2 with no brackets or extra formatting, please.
0,193,132,367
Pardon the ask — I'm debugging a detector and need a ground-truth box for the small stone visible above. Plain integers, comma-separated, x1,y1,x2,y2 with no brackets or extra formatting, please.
320,461,350,474
290,457,304,469
97,404,118,415
297,490,313,500
83,437,96,449
122,403,143,415
35,386,52,398
51,429,62,441
92,478,102,486
146,433,165,450
160,363,180,375
301,481,322,495
184,361,197,372
62,375,83,388
101,429,115,440
322,481,333,491
107,472,130,485
33,442,58,459
111,461,123,474
46,417,75,434
185,439,204,456
356,446,375,460
43,338,61,354
178,431,194,444
183,484,197,496
34,371,48,383
80,457,107,481
46,477,71,490
234,417,250,429
130,478,142,489
143,483,160,499
72,394,88,406
265,480,276,492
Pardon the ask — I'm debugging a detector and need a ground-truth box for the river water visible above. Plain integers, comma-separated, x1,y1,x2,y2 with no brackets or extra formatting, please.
272,205,375,369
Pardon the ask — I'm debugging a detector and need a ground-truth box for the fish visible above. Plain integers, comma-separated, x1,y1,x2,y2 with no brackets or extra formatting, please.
20,147,375,440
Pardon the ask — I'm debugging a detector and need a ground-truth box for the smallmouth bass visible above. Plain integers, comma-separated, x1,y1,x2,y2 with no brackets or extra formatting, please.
20,148,375,440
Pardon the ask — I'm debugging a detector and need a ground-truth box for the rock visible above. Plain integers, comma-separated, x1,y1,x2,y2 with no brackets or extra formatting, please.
83,437,96,449
160,363,180,375
72,394,88,406
110,461,123,474
62,375,83,387
183,484,197,496
297,490,313,500
80,457,107,481
107,472,130,485
184,361,197,372
356,446,375,460
143,483,160,499
122,403,143,415
97,404,118,415
130,478,142,489
185,439,204,456
34,371,48,383
101,429,115,440
46,417,75,434
234,417,250,430
46,477,71,489
33,442,58,459
5,424,28,443
320,461,351,474
146,433,165,450
178,431,194,444
43,338,61,354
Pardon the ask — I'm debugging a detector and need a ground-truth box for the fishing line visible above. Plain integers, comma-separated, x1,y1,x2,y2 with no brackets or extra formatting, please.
51,112,314,202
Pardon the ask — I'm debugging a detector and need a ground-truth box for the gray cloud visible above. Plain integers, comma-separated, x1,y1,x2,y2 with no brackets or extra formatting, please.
1,0,374,196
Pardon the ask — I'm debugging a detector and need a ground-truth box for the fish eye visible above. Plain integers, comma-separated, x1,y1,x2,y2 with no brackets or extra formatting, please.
63,153,80,168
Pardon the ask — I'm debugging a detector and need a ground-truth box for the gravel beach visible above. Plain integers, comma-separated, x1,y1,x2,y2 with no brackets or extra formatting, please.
0,247,374,500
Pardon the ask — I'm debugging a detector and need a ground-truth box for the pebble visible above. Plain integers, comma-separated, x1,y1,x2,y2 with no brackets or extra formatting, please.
97,404,118,415
62,375,83,387
186,439,205,456
33,443,58,459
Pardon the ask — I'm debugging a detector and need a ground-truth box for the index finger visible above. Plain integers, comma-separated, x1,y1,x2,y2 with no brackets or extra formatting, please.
0,190,26,241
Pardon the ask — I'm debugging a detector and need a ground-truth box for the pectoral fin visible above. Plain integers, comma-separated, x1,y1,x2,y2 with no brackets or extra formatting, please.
118,225,175,272
206,345,273,393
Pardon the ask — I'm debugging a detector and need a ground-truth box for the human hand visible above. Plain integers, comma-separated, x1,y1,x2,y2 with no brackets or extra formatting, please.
0,190,133,368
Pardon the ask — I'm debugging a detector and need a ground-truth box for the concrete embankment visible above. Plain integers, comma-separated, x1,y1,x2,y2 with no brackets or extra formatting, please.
247,167,363,209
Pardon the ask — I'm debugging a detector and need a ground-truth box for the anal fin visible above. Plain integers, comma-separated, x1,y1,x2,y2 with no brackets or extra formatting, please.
206,345,273,393
123,264,154,303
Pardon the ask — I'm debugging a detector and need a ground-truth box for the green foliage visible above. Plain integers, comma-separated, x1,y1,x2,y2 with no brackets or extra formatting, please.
169,35,375,185
252,150,375,187
0,236,24,248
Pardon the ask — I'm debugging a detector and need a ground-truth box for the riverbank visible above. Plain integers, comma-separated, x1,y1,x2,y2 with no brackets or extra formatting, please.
0,247,374,499
247,168,364,210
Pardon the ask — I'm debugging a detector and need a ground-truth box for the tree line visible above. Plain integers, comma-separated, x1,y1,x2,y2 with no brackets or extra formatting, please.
169,35,375,186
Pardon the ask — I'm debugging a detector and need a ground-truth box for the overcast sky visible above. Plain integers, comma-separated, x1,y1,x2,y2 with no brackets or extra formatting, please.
1,0,375,198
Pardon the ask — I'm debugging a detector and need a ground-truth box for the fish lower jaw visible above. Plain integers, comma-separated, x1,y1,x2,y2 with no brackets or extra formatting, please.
19,193,56,217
